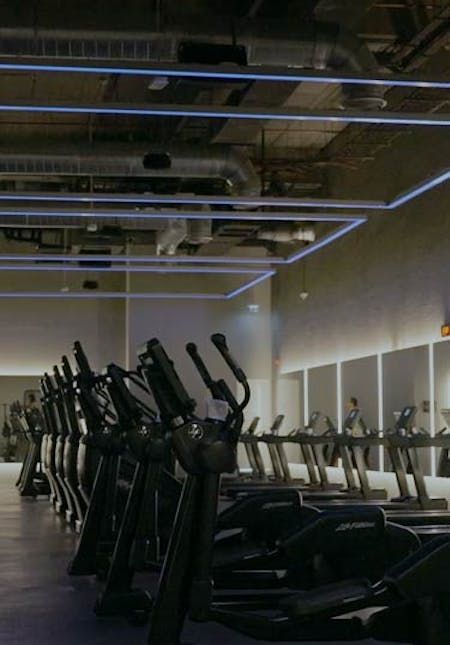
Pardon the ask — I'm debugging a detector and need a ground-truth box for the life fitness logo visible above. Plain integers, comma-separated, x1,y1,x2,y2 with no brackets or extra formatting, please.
188,424,204,441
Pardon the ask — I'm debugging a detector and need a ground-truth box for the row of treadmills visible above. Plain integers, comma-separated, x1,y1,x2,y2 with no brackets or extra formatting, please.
230,405,450,539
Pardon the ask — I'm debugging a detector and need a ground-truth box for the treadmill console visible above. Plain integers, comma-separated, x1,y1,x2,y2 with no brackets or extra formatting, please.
395,405,417,432
440,408,450,427
308,410,321,429
343,408,360,430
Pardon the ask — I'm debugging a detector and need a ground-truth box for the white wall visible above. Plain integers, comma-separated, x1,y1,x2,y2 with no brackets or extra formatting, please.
274,125,450,373
0,298,125,374
126,280,273,427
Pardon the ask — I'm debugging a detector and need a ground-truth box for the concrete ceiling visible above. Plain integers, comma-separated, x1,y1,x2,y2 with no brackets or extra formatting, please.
0,0,448,296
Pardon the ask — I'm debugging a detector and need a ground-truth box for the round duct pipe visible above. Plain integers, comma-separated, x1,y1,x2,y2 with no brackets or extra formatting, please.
257,226,316,243
0,19,387,109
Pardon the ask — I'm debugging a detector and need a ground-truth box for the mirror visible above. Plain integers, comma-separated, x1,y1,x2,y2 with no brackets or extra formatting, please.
342,355,379,469
308,364,337,429
0,376,41,463
382,345,430,473
433,340,450,475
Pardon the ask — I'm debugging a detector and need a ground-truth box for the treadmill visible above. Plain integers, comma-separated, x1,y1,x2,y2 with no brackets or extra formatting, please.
313,406,450,533
222,409,377,499
437,408,450,477
223,415,309,496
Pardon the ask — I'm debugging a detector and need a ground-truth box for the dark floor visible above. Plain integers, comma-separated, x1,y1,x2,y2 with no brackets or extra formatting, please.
0,465,401,644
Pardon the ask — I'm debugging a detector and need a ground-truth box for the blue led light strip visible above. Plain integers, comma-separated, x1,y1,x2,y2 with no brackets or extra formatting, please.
0,191,383,209
226,270,277,299
0,102,449,126
0,60,449,89
0,253,281,265
0,291,225,300
0,208,361,222
1,167,448,211
286,219,365,263
0,265,268,274
388,169,450,209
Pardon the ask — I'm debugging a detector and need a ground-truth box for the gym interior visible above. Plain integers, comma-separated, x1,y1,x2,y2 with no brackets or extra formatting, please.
2,2,450,644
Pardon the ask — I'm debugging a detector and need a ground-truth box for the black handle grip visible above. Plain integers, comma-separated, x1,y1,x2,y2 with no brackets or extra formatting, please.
61,356,74,381
186,342,214,387
211,333,246,383
73,340,92,376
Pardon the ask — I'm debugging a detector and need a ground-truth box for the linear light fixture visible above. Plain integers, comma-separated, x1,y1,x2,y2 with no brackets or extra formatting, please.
0,265,268,274
388,169,450,209
0,101,449,126
1,60,449,89
286,219,365,263
0,253,281,265
226,270,277,299
1,167,448,210
0,267,275,300
0,291,225,299
0,207,364,222
0,191,384,209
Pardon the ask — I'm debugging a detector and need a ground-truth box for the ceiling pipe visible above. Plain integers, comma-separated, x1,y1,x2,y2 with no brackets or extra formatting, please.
0,20,386,108
156,218,187,255
0,144,260,198
257,226,316,243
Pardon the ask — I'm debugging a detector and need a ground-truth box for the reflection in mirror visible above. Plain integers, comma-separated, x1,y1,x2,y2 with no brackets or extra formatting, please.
275,371,304,462
0,376,41,463
433,340,450,476
309,364,337,432
342,355,379,469
382,346,430,474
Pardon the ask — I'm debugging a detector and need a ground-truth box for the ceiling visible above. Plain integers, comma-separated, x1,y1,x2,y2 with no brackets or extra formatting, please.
0,0,448,297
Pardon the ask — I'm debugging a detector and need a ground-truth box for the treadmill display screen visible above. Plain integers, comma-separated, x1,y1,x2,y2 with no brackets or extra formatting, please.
396,406,417,430
344,408,360,429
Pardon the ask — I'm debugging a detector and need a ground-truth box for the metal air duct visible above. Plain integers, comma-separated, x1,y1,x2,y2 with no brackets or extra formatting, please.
0,19,386,108
0,144,260,198
257,226,316,243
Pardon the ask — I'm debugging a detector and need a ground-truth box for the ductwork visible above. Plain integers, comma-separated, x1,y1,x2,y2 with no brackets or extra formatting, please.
142,146,260,197
156,218,187,255
0,144,260,198
0,20,386,108
257,226,316,243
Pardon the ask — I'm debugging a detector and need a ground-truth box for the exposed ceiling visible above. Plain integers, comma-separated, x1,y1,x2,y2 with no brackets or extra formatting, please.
0,0,448,297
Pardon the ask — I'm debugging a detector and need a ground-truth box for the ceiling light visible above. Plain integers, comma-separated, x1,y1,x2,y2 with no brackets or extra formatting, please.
0,102,449,127
0,61,448,90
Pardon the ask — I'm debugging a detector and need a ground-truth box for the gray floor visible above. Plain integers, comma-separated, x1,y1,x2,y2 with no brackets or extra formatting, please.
0,465,398,644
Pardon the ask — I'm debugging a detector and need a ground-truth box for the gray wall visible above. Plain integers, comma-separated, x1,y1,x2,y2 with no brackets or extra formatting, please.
126,280,273,427
309,364,337,426
274,125,450,372
342,355,378,429
0,298,126,374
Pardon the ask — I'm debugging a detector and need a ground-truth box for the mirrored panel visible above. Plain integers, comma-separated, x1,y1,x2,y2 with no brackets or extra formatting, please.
309,364,337,430
0,376,41,463
275,371,304,462
433,340,450,475
342,355,379,469
382,345,430,474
